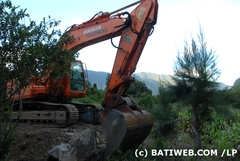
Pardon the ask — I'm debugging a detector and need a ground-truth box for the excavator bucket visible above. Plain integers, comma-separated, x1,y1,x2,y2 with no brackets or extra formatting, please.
98,95,154,156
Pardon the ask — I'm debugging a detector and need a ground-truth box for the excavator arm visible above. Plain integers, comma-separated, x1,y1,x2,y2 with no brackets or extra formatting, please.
63,0,158,156
104,3,157,100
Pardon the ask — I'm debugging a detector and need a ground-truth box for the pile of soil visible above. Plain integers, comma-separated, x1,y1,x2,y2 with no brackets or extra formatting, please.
9,123,105,161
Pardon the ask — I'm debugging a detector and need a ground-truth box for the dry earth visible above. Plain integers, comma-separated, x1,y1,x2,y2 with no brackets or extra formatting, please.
9,123,106,161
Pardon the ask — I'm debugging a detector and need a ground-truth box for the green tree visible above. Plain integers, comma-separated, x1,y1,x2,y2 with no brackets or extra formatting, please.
138,93,156,110
126,80,155,110
105,74,154,106
220,85,240,109
105,73,111,90
127,80,152,98
80,83,105,103
151,81,177,150
0,0,73,159
171,27,221,151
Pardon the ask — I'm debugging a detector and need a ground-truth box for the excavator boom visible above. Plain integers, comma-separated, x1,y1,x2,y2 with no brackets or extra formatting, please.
64,0,158,156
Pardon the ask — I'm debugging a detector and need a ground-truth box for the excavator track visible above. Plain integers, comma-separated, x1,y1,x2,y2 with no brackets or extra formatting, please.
69,102,103,124
13,101,79,127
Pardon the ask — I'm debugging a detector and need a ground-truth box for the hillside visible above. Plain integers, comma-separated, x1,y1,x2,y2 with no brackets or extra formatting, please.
233,77,240,87
133,72,174,95
86,70,174,95
86,70,109,90
86,70,229,95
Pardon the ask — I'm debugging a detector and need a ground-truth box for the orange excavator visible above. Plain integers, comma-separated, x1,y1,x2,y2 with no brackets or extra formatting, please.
12,0,158,156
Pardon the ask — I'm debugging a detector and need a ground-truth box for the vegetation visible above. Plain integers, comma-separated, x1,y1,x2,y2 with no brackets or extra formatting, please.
170,27,222,151
0,0,73,160
76,34,240,161
127,79,156,110
201,110,240,151
150,82,177,150
108,28,240,161
79,82,106,103
105,73,156,110
1,0,240,160
220,85,240,109
148,28,239,161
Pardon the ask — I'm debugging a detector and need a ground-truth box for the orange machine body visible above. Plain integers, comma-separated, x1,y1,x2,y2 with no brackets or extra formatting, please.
12,0,158,156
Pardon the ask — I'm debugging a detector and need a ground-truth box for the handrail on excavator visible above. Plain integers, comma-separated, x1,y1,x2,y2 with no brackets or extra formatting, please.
110,0,142,15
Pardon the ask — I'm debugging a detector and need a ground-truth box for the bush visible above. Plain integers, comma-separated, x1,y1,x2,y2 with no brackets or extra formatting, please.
202,109,240,151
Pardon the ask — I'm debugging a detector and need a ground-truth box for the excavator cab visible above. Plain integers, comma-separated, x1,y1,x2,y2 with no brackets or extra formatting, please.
70,61,86,91
61,60,87,99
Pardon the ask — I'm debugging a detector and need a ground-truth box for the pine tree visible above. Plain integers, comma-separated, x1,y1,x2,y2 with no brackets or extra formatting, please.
171,27,220,150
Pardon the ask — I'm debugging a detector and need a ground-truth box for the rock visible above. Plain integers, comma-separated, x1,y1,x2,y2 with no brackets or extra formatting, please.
62,128,69,132
71,125,77,129
56,137,61,141
36,137,43,141
51,145,56,149
19,142,27,150
97,137,100,144
64,132,75,136
97,144,106,149
19,155,27,161
47,129,98,161
25,133,32,137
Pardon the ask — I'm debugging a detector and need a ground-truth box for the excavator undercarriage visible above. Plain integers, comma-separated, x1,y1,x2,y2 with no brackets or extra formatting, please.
12,101,101,127
11,94,153,156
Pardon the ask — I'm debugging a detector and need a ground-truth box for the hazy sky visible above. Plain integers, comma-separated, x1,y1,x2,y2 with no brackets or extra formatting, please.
11,0,240,86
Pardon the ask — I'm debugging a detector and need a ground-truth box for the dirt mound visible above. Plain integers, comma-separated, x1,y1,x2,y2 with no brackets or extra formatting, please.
9,123,105,161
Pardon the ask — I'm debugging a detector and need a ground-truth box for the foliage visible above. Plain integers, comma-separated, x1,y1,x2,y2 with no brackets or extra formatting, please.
202,109,240,151
177,106,239,153
127,79,152,98
80,78,156,108
219,86,240,109
0,0,73,159
105,73,154,109
230,86,240,108
170,27,221,150
126,79,155,110
138,93,157,110
78,83,105,103
105,73,111,90
177,107,192,132
150,82,178,149
0,123,16,160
